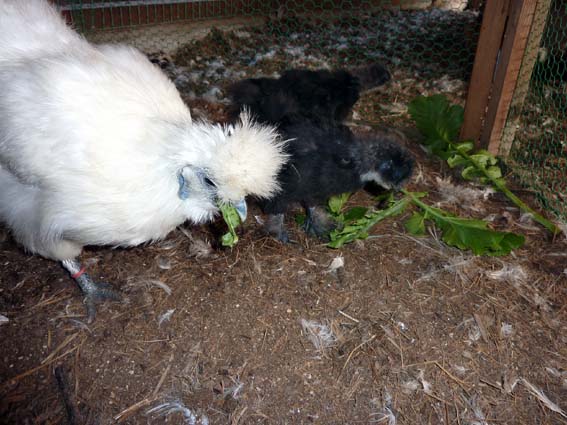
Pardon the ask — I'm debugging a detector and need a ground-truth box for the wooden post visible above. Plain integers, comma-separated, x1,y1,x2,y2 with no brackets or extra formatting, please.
499,0,552,157
460,0,511,145
480,0,539,155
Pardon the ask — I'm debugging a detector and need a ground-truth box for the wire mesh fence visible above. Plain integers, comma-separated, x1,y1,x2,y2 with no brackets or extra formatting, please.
505,0,567,221
54,0,483,116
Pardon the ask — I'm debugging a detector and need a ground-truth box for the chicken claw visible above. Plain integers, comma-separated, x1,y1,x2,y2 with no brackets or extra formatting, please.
61,259,121,323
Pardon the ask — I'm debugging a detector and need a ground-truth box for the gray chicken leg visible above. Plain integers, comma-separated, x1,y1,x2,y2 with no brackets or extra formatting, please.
61,259,121,323
265,213,290,243
303,206,336,239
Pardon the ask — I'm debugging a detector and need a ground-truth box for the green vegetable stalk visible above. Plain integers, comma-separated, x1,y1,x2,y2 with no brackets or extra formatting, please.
327,196,411,248
326,190,525,256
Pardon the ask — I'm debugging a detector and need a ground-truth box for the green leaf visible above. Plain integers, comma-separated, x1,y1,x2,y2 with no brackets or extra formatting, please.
404,191,525,256
455,141,474,153
447,153,469,168
408,95,464,152
461,165,483,181
343,206,368,221
221,231,239,247
485,165,502,180
219,203,241,248
328,192,351,216
405,212,427,235
295,213,306,225
470,151,497,168
435,214,524,256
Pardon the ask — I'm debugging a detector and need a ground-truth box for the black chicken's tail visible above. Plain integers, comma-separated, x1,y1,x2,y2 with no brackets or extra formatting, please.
350,63,392,91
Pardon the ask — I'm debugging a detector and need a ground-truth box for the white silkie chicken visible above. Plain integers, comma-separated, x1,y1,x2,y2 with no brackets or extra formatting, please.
0,0,287,321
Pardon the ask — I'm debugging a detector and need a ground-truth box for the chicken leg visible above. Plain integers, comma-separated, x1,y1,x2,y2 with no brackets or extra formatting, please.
265,213,290,243
61,259,121,323
303,206,336,240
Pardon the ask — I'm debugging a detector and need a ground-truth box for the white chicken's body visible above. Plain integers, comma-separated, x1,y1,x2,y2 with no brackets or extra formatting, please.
0,0,285,262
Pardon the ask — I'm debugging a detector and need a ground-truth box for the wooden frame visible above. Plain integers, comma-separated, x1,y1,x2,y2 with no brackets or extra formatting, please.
462,0,550,157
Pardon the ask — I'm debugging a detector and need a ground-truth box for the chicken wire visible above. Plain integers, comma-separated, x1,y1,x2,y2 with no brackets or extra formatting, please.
55,1,482,75
504,0,567,221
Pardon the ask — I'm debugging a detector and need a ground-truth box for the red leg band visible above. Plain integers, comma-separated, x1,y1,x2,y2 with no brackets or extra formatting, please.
71,266,86,279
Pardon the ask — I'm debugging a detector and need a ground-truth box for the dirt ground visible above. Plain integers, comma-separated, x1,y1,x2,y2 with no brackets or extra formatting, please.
2,10,567,425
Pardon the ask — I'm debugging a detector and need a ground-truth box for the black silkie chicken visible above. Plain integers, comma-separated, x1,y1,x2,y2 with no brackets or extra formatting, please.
228,64,391,128
228,65,414,242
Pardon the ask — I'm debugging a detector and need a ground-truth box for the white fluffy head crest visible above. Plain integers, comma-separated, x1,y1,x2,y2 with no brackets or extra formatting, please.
207,111,288,203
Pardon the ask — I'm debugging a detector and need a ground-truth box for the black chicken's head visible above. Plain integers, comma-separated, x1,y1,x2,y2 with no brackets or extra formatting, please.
358,130,414,190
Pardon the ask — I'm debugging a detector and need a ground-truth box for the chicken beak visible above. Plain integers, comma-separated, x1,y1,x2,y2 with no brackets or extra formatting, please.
233,198,248,222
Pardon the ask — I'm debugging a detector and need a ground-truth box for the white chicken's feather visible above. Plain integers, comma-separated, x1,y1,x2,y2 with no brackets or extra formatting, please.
0,0,286,261
0,0,82,62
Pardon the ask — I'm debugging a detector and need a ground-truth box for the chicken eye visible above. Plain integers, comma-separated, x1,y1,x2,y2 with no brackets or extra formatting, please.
203,177,217,188
379,160,393,172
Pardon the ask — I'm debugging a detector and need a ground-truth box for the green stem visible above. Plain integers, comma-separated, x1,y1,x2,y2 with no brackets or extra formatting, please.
402,189,432,212
454,146,560,236
327,196,412,248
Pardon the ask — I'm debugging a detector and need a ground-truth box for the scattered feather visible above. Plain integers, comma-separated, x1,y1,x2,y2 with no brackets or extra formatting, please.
435,177,494,212
158,309,175,327
502,371,519,394
558,222,567,240
129,279,173,296
69,319,92,334
545,367,564,379
300,319,337,353
202,86,223,102
147,400,209,425
370,390,396,425
400,379,420,394
179,227,212,258
487,264,527,284
157,256,172,270
463,394,488,425
488,264,552,311
223,382,244,399
499,322,513,338
327,255,344,273
0,314,8,325
417,370,432,394
452,364,467,376
519,378,566,418
379,102,407,114
517,213,541,231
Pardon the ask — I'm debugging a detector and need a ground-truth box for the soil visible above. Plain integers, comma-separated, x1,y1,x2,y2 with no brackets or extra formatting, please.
1,10,567,425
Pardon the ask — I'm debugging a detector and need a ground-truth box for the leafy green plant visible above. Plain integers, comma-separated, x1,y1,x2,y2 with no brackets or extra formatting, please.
326,191,524,255
408,94,560,236
219,203,241,248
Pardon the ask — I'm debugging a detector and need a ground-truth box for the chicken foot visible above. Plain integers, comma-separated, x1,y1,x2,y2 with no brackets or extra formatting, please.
61,259,121,323
303,206,336,240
